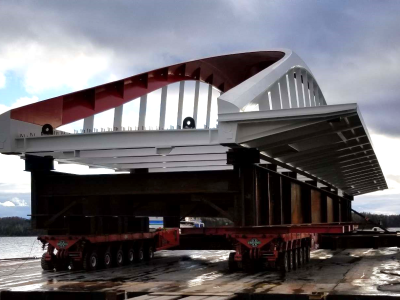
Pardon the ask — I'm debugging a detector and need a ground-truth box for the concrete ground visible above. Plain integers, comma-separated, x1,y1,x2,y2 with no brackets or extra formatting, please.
1,248,400,298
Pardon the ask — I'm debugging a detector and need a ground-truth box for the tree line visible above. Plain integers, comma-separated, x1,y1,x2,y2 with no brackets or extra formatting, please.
1,213,400,236
0,217,45,236
352,212,400,228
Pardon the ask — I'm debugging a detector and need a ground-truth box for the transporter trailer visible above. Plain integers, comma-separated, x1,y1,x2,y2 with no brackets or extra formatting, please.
0,50,387,274
38,222,355,273
39,228,180,271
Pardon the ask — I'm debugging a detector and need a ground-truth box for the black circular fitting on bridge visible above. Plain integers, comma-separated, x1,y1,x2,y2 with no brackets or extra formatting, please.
42,124,54,135
183,117,196,129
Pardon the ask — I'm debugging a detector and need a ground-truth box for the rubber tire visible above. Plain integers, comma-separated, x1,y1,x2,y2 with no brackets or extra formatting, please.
104,249,114,269
242,254,256,273
144,246,154,261
228,252,239,272
55,259,68,272
278,252,289,273
127,247,135,264
287,249,293,272
305,245,310,263
135,247,144,262
69,259,82,271
292,248,298,271
298,247,304,267
83,250,99,271
41,253,54,271
116,249,125,267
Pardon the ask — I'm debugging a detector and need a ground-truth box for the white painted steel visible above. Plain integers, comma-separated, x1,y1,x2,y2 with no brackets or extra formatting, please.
138,95,147,129
177,81,185,129
206,84,213,129
159,86,168,130
113,105,123,130
83,116,94,133
296,68,304,107
0,49,386,195
315,88,321,106
303,71,310,107
280,76,290,109
309,79,315,107
193,81,200,126
269,82,281,110
288,69,297,108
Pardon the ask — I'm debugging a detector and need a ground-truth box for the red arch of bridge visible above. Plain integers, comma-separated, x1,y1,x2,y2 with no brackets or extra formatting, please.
10,51,284,128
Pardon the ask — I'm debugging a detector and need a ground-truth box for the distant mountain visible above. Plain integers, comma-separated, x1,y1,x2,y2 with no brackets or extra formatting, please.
0,217,45,236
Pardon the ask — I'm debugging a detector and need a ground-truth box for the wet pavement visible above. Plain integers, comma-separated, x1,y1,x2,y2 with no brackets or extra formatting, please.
1,248,400,297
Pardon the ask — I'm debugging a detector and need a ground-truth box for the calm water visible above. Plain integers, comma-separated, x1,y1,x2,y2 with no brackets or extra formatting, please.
1,227,400,260
0,237,44,259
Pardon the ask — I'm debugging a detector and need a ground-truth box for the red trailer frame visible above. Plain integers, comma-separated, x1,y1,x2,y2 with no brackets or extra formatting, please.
180,223,356,272
38,224,356,273
38,228,179,271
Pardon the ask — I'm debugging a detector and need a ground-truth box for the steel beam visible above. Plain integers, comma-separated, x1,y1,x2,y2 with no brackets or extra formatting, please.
206,84,212,128
303,71,310,107
280,75,290,109
270,82,281,110
109,159,228,170
138,95,147,129
16,129,219,153
113,105,123,130
193,81,200,126
309,79,315,106
83,116,94,133
288,69,297,108
79,153,226,165
177,81,185,129
296,68,304,107
159,86,168,130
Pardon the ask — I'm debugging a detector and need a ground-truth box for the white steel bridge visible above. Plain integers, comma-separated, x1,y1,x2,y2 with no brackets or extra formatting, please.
0,49,387,196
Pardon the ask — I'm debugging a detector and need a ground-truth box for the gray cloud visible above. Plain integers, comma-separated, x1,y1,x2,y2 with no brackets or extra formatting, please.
354,193,400,215
0,193,30,218
1,0,399,135
1,1,400,217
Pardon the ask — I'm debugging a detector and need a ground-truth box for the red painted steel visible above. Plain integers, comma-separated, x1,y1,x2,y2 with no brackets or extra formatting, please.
10,51,285,128
229,231,318,263
39,228,180,252
180,223,355,236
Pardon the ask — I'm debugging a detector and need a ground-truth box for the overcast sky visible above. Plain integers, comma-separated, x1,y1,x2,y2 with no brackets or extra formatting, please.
0,0,399,218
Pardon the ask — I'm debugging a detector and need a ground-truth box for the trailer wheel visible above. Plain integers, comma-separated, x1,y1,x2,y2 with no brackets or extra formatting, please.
41,253,54,271
278,252,289,273
242,254,256,273
298,247,304,267
292,248,298,270
69,259,82,271
144,246,154,261
116,249,125,267
55,259,69,271
287,249,293,271
135,247,144,262
83,250,99,271
305,245,310,263
127,247,135,264
228,252,238,272
104,248,114,268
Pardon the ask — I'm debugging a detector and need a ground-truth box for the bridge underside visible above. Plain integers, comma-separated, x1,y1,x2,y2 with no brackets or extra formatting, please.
30,159,352,235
